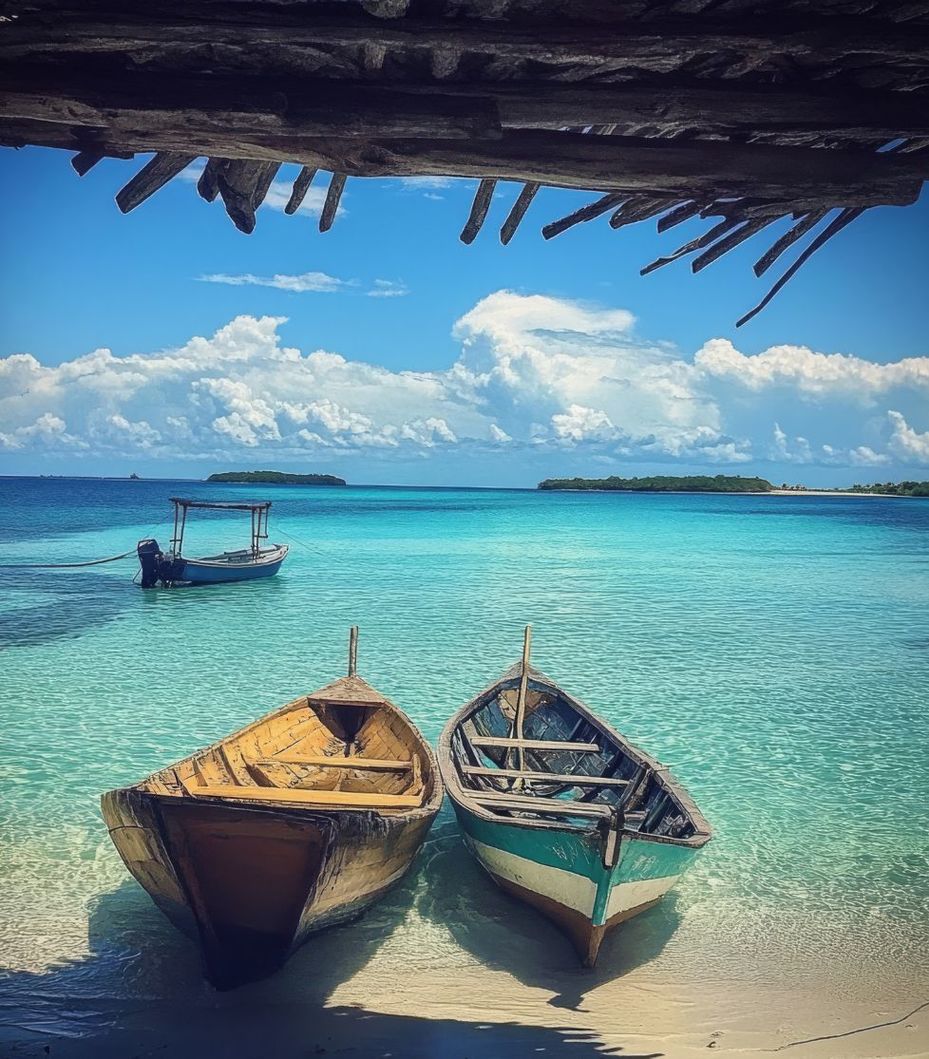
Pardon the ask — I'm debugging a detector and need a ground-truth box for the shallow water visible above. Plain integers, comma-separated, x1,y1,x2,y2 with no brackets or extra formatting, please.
1,477,928,1050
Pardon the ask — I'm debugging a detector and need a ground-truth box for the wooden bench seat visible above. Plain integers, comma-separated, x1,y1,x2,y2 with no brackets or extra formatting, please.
181,780,421,809
262,755,411,772
471,792,614,818
469,737,600,753
462,765,628,787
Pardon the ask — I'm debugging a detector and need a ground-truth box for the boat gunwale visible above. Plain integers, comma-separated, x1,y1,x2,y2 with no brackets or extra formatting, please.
177,543,289,570
438,662,711,849
109,678,443,821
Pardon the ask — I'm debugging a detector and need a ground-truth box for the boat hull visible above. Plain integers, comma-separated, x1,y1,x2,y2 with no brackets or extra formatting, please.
103,786,435,988
450,798,700,966
177,552,287,584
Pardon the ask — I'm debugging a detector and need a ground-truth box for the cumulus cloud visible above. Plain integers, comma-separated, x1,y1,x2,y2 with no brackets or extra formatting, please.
1,292,926,474
888,411,929,464
697,338,929,401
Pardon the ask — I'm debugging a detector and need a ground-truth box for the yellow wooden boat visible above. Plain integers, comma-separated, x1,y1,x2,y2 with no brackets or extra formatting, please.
101,629,442,988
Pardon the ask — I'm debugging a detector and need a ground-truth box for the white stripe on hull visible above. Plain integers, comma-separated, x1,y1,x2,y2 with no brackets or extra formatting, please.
465,836,597,917
605,872,681,921
466,836,682,925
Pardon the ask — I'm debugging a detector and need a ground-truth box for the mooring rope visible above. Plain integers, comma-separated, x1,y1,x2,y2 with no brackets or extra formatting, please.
0,548,136,569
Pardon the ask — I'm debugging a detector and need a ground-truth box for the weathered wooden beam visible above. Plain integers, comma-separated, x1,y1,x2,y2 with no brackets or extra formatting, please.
70,148,105,175
460,178,496,244
691,216,779,272
216,159,281,232
115,150,195,212
0,69,502,142
737,207,866,326
285,165,316,214
499,181,539,245
609,195,675,229
5,12,928,73
5,59,929,142
196,157,223,201
5,121,927,208
319,171,346,232
752,210,829,276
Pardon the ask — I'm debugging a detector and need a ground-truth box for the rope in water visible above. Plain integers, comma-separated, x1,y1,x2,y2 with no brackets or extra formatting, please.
0,548,136,569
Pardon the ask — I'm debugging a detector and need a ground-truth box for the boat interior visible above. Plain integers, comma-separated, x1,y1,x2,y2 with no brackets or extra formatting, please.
139,677,436,812
183,545,287,565
451,677,702,840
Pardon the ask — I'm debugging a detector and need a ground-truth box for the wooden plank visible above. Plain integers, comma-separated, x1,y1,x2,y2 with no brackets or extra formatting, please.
463,765,629,787
183,781,420,808
308,697,385,708
261,755,411,771
460,177,496,244
285,165,316,213
472,792,613,818
216,158,280,233
0,68,502,141
70,148,105,175
8,64,929,147
500,181,539,245
471,736,600,752
319,171,346,232
6,13,928,73
114,150,195,212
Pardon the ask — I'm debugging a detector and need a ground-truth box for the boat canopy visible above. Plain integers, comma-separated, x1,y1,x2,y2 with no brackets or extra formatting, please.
169,498,271,511
168,497,273,558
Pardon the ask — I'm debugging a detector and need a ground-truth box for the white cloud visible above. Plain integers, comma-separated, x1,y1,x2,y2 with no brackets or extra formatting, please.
1,293,926,474
697,338,929,402
368,279,410,299
888,411,929,464
198,271,351,293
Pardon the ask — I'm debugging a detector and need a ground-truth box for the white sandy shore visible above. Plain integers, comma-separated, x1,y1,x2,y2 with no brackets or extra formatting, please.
3,962,926,1059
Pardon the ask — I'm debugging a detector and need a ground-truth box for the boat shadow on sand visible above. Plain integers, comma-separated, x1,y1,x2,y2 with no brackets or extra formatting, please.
417,819,683,1014
0,861,664,1059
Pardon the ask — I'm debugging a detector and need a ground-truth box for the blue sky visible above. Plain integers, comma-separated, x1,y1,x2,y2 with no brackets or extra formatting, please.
1,146,927,486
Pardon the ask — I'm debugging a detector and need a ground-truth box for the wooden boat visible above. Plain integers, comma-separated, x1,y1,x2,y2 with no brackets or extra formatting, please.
438,627,711,967
101,629,442,988
136,497,288,587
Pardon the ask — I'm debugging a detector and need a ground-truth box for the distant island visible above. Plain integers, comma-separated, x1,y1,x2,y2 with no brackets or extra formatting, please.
539,474,773,493
207,470,346,486
842,481,929,497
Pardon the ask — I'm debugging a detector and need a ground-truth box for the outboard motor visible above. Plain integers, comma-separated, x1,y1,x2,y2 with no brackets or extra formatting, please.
137,538,163,588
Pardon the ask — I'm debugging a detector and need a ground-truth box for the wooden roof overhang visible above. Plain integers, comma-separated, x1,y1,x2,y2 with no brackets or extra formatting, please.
2,0,928,323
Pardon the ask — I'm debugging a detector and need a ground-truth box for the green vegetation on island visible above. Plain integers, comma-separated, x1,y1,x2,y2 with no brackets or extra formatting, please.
207,470,346,486
844,481,929,497
538,474,773,493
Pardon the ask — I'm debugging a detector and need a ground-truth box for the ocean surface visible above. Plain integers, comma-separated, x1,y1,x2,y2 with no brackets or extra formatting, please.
1,477,928,1054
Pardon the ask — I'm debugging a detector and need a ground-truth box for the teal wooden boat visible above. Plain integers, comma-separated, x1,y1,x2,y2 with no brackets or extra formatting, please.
438,627,711,966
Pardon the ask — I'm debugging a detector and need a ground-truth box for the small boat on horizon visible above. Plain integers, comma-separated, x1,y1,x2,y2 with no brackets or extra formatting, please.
102,628,442,988
137,497,288,587
438,627,711,967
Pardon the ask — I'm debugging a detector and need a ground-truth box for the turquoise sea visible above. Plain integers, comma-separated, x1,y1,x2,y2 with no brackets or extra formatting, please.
1,477,928,1055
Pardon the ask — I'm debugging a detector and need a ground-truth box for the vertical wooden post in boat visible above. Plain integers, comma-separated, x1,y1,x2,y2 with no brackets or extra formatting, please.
348,625,359,677
514,624,532,780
